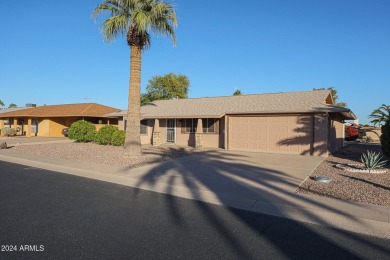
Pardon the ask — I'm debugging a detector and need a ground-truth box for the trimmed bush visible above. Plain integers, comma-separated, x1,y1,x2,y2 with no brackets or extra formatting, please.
381,121,390,157
111,130,125,146
68,120,96,142
95,125,118,145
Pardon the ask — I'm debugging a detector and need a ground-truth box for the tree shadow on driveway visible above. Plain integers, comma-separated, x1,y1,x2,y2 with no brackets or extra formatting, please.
120,149,390,259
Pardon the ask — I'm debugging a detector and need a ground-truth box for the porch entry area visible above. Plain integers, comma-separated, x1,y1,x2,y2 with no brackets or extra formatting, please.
166,119,176,143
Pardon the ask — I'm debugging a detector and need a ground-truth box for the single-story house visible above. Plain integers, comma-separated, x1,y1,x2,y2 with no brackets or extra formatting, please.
108,90,356,156
0,103,120,137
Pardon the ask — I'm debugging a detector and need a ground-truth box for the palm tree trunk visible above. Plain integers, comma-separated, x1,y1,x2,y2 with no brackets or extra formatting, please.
123,46,142,156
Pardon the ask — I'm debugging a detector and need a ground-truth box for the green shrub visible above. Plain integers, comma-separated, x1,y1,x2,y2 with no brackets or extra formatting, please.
111,130,125,146
381,121,390,157
68,120,96,142
95,125,118,145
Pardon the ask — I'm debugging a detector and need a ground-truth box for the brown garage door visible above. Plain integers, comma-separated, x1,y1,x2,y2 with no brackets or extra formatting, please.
228,115,313,154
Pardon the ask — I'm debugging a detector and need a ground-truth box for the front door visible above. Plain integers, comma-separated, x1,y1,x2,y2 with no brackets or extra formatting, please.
166,119,176,143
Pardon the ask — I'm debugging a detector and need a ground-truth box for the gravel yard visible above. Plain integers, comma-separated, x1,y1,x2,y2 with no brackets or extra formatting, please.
297,143,390,206
3,142,202,168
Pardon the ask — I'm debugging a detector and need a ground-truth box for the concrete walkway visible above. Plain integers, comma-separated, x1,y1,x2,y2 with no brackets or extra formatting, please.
0,147,389,239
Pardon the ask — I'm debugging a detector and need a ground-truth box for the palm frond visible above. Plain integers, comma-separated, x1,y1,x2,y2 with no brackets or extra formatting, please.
101,15,129,43
151,18,176,45
132,9,152,31
92,0,123,20
93,0,177,48
368,104,390,125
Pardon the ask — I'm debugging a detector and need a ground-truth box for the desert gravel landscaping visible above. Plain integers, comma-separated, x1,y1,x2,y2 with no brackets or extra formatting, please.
297,143,390,206
2,142,202,168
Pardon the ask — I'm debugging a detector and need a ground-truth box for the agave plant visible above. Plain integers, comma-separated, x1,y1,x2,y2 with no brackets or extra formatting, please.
360,150,387,173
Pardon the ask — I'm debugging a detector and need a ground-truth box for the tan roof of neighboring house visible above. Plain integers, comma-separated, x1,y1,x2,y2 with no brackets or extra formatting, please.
0,103,120,118
108,90,356,120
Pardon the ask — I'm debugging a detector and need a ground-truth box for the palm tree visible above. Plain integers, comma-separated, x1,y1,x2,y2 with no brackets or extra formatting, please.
93,0,177,156
369,104,390,126
0,100,4,109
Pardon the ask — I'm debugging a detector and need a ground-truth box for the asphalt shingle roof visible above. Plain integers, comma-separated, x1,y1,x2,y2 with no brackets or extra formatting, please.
0,107,28,114
0,103,120,118
109,90,355,119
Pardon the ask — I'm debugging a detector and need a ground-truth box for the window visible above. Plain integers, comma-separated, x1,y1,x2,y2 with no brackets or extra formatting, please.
183,119,197,133
202,118,218,133
140,120,148,135
4,118,12,127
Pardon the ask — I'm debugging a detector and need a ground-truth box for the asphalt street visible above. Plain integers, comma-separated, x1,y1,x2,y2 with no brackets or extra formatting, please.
0,160,389,260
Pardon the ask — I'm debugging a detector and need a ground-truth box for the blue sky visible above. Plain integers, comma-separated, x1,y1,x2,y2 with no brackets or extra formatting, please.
1,0,389,124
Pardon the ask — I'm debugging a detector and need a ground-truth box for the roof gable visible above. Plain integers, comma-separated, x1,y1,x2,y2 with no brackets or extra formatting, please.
325,93,334,105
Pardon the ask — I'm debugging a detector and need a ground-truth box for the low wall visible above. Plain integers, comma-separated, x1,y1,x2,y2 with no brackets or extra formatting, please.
362,127,381,142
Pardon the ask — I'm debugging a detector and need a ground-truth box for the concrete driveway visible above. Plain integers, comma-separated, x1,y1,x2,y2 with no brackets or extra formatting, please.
126,149,324,206
124,150,390,238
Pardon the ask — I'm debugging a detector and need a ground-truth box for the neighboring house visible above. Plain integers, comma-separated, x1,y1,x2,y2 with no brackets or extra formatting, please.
0,106,29,133
0,103,120,137
108,90,356,156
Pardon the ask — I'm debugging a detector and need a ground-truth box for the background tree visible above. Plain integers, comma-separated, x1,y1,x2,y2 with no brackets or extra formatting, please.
0,100,4,109
368,104,390,126
313,87,347,107
141,73,189,105
328,87,347,108
140,93,152,105
8,103,17,108
93,0,177,156
233,89,242,96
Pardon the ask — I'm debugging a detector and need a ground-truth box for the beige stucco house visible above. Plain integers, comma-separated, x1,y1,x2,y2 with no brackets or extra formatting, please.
0,103,120,137
108,90,356,157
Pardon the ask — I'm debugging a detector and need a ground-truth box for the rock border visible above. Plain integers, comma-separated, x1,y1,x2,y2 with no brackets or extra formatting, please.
335,163,388,174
